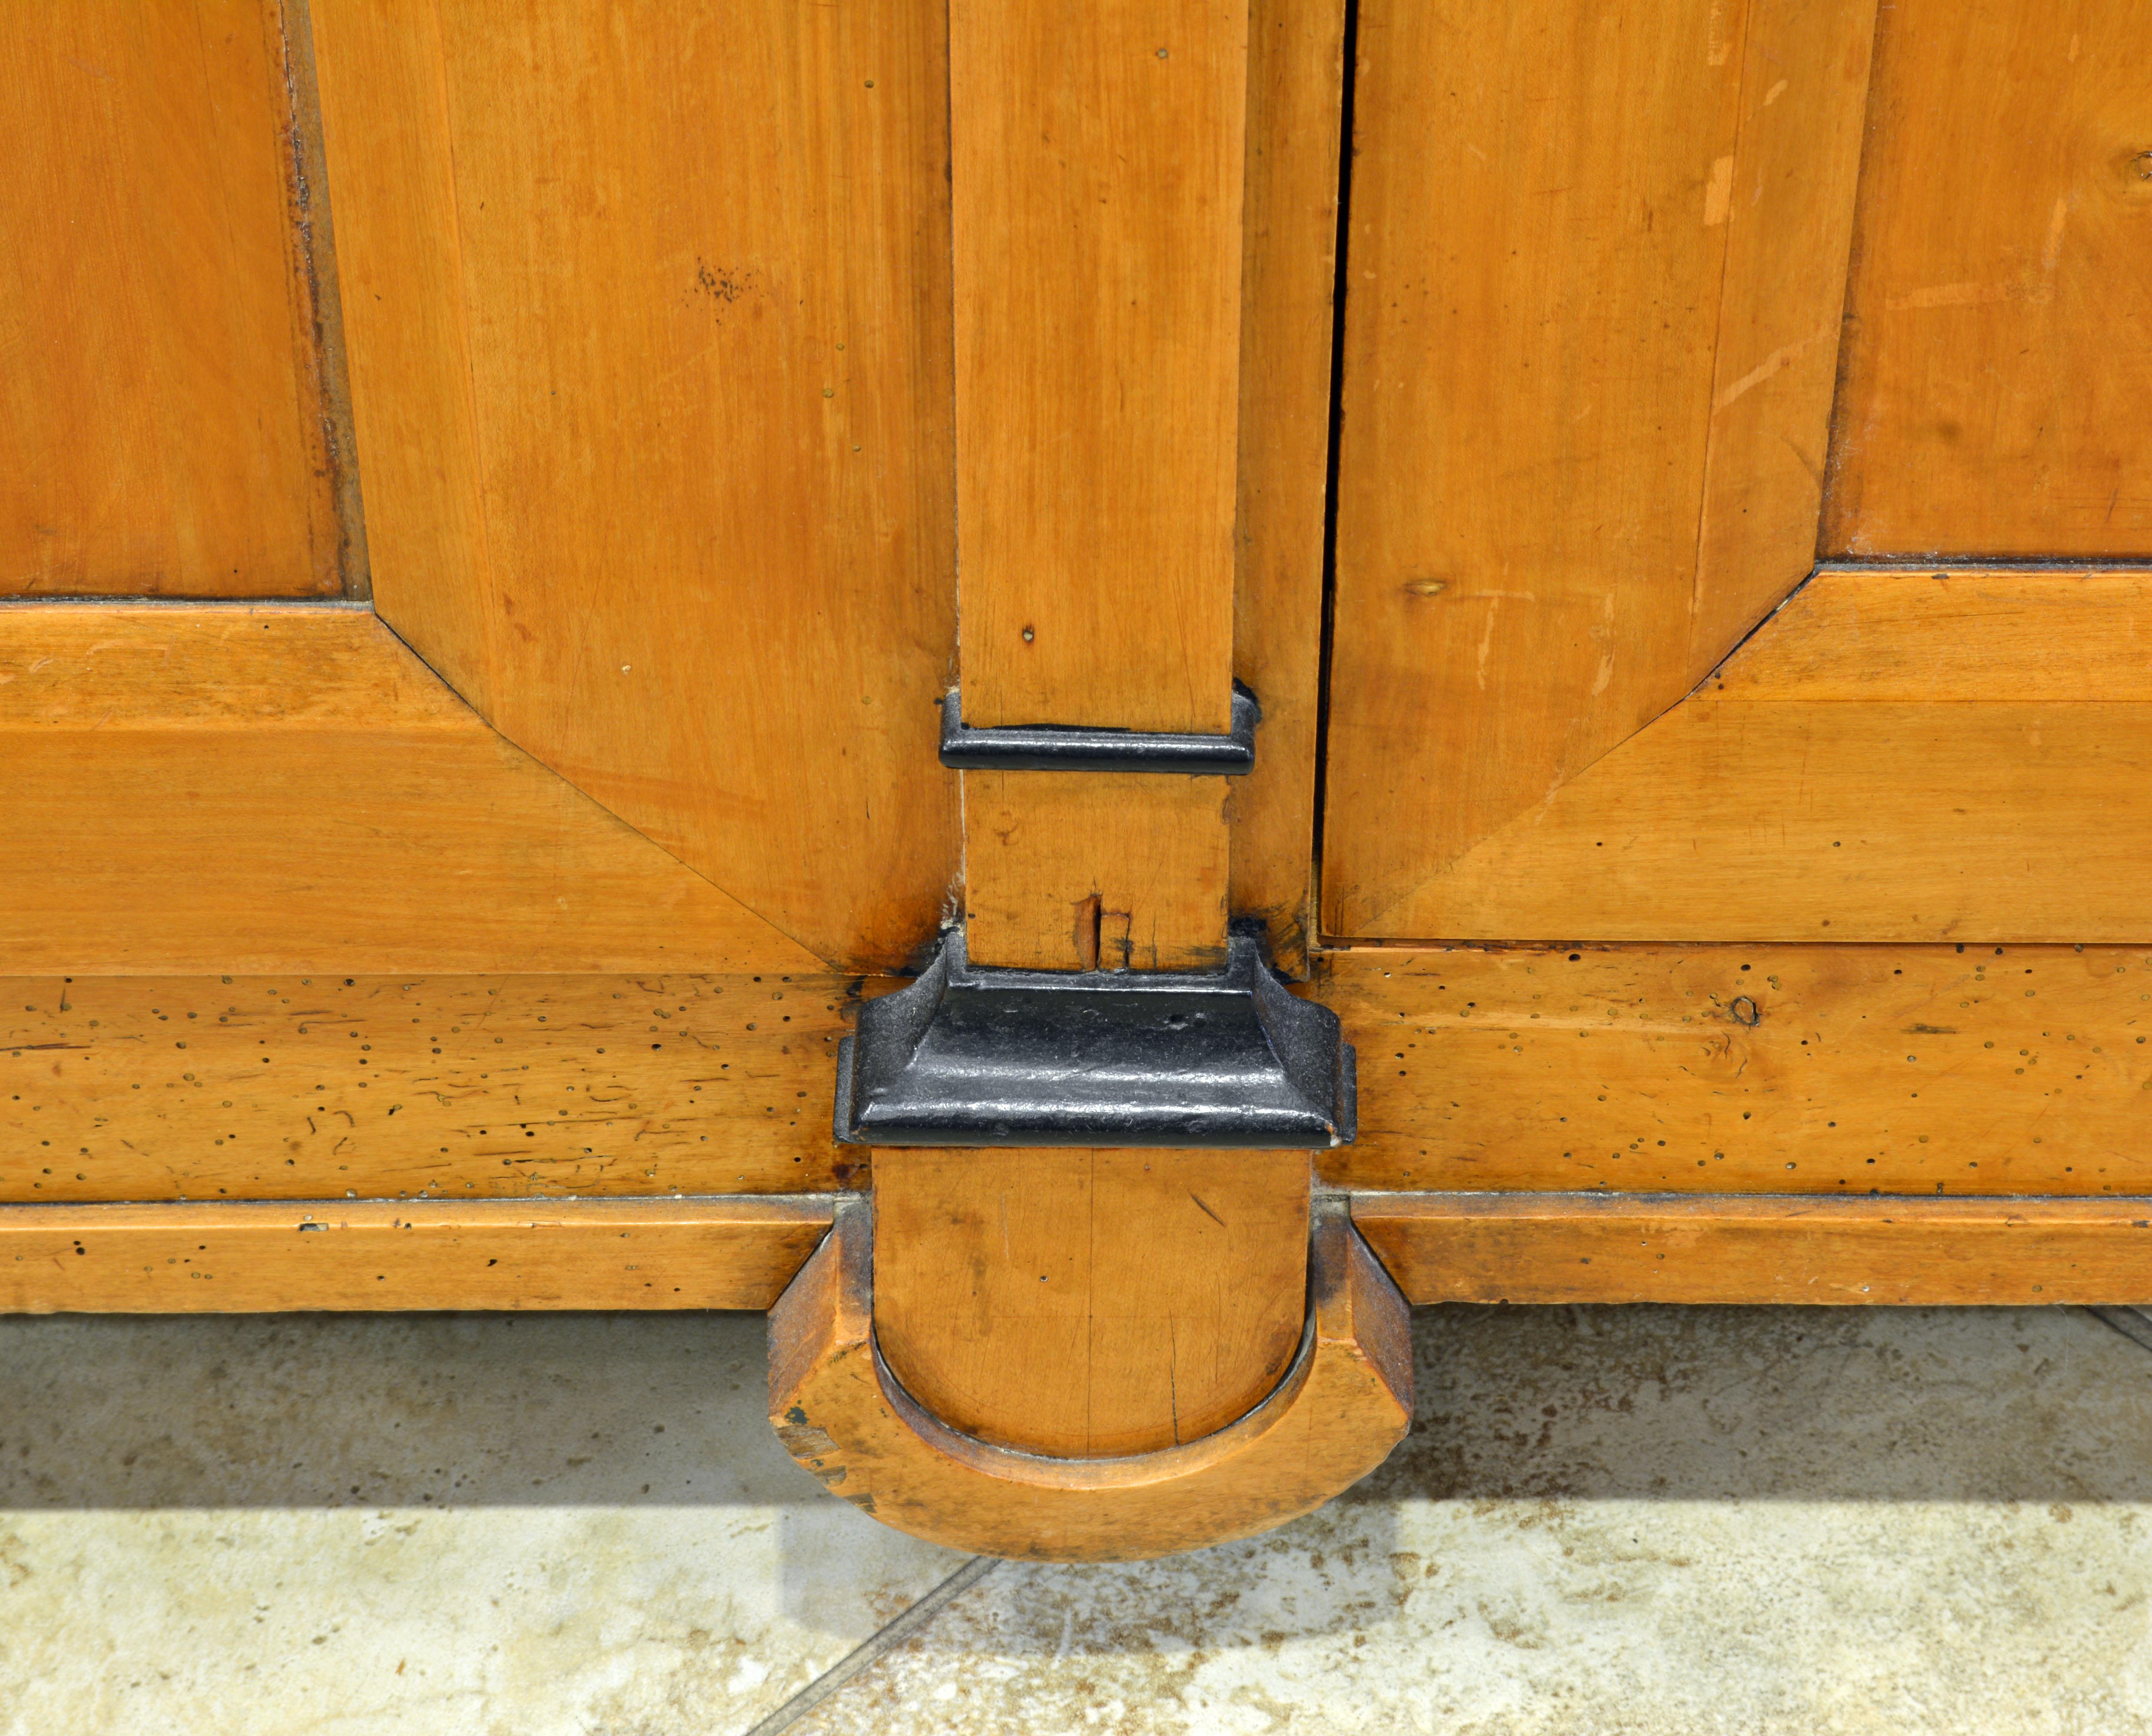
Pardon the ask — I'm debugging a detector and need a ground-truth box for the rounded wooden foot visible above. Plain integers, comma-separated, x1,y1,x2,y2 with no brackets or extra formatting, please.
767,1193,1412,1562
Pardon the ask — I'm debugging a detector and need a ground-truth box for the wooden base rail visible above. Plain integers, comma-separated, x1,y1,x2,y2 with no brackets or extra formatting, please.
10,1191,2152,1314
0,1196,833,1313
1351,1192,2152,1306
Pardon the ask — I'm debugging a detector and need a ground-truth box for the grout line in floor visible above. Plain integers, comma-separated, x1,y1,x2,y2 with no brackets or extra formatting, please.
2083,1305,2152,1355
740,1555,998,1736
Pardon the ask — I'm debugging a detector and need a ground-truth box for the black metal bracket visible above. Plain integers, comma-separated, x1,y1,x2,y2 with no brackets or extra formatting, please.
834,926,1355,1148
937,681,1260,775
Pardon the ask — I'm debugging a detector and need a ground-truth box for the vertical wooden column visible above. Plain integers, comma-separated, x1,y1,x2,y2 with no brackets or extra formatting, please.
872,0,1311,1470
952,0,1250,975
872,1150,1310,1458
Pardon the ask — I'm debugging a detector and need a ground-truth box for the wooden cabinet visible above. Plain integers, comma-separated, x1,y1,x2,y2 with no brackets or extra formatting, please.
6,0,2150,1557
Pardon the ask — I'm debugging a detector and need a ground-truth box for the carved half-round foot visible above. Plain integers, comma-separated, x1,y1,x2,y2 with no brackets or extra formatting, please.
767,1193,1412,1562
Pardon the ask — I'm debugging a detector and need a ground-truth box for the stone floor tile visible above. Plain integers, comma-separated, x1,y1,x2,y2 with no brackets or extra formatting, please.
0,1312,963,1735
7,1304,2152,1735
795,1305,2152,1736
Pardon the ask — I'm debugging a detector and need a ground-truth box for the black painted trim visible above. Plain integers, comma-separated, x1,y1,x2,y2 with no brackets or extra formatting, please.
834,926,1355,1148
937,682,1261,774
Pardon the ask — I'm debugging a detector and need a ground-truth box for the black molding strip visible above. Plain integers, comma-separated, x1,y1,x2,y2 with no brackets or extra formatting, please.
938,681,1261,774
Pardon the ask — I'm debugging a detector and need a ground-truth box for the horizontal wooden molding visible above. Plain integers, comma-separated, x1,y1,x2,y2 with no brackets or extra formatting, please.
1353,1191,2152,1306
1,972,864,1205
0,1195,833,1313
0,606,819,975
17,944,2152,1208
13,1188,2152,1315
1317,941,2152,1198
1336,570,2152,943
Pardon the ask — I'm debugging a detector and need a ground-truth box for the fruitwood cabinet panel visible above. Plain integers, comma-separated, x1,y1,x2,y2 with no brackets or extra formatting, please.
1319,944,2152,1197
1353,571,2152,944
0,606,814,976
1824,0,2152,557
310,0,962,972
1323,0,1877,940
0,0,349,597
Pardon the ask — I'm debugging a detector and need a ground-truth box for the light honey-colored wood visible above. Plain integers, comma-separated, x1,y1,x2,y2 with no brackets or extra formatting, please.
19,1187,2152,1319
1690,0,1880,658
1350,570,2152,942
303,0,494,695
0,606,817,975
309,0,959,971
961,773,1231,972
871,1150,1309,1458
1324,0,1877,939
948,0,1255,980
770,1193,1408,1561
1,973,859,1204
1231,0,1349,972
1824,0,2152,556
24,939,2152,1213
1317,942,2152,1197
0,1195,831,1312
1354,1192,2152,1306
952,0,1247,735
0,0,342,597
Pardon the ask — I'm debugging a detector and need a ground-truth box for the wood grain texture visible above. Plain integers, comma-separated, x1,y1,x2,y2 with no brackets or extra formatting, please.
303,0,492,691
961,773,1231,972
1354,1192,2152,1306
0,606,819,974
1231,0,1348,973
0,0,342,597
1355,570,2152,941
871,1149,1308,1458
1317,942,2152,1196
1824,0,2152,556
771,1194,1409,1561
1324,0,1877,938
1690,0,1879,657
951,0,1246,734
310,0,959,970
0,1195,831,1312
1,973,862,1204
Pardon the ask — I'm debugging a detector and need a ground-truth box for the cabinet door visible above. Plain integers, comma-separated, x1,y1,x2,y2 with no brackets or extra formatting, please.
1320,0,2152,1242
0,0,1343,1315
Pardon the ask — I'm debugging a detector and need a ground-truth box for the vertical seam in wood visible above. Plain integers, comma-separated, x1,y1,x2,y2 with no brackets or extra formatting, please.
1686,0,1764,674
1310,0,1360,957
1814,0,1894,561
277,0,372,602
420,2,502,710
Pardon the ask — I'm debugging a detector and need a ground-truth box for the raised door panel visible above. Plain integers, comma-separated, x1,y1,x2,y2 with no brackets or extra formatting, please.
0,0,354,597
310,0,961,972
1823,0,2152,556
1322,0,1878,940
